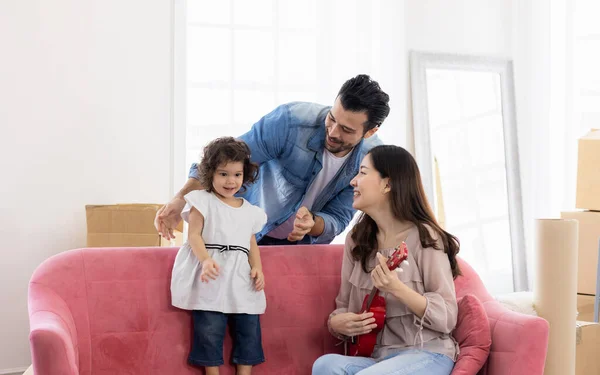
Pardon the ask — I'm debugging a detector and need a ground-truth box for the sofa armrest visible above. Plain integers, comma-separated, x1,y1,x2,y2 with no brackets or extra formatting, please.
482,300,549,375
29,283,79,375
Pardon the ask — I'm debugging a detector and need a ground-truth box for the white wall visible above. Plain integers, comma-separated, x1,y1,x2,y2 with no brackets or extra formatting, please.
0,0,173,371
405,0,513,56
404,0,515,153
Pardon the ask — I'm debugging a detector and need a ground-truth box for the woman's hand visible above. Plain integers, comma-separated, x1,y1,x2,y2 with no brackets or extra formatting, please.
371,252,404,295
200,258,220,282
250,267,265,291
329,312,377,337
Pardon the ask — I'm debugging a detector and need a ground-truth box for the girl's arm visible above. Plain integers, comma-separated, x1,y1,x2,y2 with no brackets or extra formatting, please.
188,206,220,281
248,235,265,291
188,207,210,262
248,235,262,271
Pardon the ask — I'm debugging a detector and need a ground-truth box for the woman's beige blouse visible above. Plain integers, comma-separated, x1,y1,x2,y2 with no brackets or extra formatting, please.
329,225,459,361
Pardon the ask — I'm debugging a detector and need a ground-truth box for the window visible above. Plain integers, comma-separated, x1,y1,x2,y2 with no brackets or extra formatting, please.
185,0,321,172
176,0,404,243
423,66,518,295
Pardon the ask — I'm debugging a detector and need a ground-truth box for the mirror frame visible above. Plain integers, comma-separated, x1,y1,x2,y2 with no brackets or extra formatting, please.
410,51,528,292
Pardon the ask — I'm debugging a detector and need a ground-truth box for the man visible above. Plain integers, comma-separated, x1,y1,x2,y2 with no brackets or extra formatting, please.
155,74,390,245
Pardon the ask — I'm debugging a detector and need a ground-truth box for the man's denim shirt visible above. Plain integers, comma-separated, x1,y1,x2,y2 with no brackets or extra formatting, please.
188,102,382,244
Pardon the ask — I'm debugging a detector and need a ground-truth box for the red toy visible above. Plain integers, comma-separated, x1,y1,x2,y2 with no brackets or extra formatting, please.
346,242,409,357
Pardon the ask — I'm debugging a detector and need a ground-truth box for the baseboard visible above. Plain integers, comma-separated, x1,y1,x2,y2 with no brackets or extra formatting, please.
0,367,28,375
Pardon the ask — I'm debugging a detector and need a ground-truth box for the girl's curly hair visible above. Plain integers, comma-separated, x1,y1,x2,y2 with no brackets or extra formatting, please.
198,137,259,193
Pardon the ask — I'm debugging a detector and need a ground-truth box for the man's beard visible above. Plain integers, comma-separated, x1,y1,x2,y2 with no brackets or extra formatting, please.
325,136,353,154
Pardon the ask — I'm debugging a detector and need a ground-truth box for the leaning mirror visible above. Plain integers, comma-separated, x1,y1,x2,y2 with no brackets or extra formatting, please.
410,51,527,294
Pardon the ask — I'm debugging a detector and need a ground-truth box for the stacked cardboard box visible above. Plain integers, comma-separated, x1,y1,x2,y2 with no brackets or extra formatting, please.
576,321,600,374
576,129,600,212
86,204,183,247
562,129,600,375
562,130,600,296
561,211,600,295
577,294,596,322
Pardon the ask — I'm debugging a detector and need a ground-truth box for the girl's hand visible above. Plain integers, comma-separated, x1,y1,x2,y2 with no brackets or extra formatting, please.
250,268,265,291
200,258,220,282
371,252,403,294
330,312,377,337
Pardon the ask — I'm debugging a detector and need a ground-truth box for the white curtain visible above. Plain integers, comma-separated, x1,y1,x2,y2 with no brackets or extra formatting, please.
514,0,599,288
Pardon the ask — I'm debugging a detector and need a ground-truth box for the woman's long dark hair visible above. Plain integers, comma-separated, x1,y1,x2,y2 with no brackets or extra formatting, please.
350,145,461,278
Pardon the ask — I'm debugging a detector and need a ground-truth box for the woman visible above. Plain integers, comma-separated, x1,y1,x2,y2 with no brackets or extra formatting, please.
312,145,461,375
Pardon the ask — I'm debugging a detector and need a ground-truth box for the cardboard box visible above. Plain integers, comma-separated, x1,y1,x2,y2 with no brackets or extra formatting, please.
576,321,600,375
86,204,183,247
576,129,600,211
577,294,596,322
561,211,600,294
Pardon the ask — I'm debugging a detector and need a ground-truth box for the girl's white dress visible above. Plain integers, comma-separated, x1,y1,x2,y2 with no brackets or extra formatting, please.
171,190,267,314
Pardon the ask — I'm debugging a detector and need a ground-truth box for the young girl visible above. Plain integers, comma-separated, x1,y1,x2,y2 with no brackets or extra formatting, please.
171,137,268,375
312,145,461,375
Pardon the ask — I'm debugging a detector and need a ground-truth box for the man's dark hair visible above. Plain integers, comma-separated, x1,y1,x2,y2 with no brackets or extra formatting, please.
198,137,259,193
337,74,390,132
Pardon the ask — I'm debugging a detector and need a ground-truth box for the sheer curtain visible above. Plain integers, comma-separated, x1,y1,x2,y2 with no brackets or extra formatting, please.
572,0,600,170
515,0,599,288
176,0,405,243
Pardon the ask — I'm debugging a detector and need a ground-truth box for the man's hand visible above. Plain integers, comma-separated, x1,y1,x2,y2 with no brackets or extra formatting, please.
287,206,315,242
329,312,377,337
250,267,265,291
154,196,186,240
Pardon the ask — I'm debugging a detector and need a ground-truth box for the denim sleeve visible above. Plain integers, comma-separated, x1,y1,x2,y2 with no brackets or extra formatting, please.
311,185,356,244
238,104,291,164
187,163,199,180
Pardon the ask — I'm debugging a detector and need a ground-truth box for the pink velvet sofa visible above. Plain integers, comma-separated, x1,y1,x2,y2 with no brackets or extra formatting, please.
28,245,548,374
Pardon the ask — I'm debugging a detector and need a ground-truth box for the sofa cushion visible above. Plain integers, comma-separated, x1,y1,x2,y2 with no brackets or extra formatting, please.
451,294,492,374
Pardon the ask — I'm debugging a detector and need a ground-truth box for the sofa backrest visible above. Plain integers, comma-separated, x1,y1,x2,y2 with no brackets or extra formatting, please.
29,245,345,375
454,257,493,302
29,244,488,374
